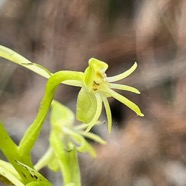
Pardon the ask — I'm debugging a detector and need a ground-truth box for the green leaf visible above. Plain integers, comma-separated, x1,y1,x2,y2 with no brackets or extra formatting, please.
26,181,52,186
0,160,51,186
15,161,52,186
0,160,24,186
76,88,97,123
0,45,52,78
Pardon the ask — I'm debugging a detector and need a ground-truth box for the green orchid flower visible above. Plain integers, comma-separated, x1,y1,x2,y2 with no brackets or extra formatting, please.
0,45,143,134
34,100,105,186
76,58,144,133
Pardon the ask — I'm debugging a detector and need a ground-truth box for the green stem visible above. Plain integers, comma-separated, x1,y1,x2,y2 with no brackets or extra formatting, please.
51,133,72,184
0,123,28,181
67,146,81,186
0,123,18,160
18,71,83,162
51,132,81,186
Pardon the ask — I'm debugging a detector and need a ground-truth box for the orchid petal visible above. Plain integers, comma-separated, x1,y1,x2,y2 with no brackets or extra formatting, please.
110,83,140,94
62,127,96,157
102,96,112,133
85,94,102,132
106,62,137,82
34,147,54,171
76,88,97,123
80,131,106,144
51,100,75,128
109,89,144,116
84,58,108,91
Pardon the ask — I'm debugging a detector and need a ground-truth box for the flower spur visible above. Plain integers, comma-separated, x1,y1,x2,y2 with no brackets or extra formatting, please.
76,58,144,133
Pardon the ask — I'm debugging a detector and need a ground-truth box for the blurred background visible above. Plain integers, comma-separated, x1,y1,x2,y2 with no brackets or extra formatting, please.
1,0,186,185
